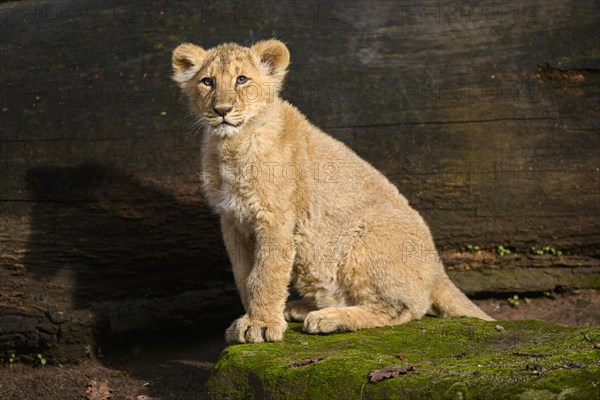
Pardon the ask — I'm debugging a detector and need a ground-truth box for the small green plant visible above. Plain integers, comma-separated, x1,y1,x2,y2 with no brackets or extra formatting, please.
9,353,16,367
507,295,520,307
497,245,512,256
37,353,47,366
530,246,562,256
465,244,480,253
543,291,552,297
530,246,544,255
524,297,532,304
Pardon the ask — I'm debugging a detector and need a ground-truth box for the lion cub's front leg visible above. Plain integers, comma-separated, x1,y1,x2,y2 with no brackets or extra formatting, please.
225,218,296,343
220,216,253,310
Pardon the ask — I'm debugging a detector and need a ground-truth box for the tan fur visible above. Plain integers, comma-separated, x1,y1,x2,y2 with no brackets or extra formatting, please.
171,40,493,343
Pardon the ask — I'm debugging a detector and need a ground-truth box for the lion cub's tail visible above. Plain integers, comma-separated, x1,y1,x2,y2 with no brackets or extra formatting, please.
431,276,494,321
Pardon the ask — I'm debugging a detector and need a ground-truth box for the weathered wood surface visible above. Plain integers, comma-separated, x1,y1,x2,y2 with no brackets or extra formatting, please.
0,0,598,360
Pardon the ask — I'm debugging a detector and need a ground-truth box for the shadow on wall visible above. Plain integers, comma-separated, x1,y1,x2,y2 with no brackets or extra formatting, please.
23,162,241,333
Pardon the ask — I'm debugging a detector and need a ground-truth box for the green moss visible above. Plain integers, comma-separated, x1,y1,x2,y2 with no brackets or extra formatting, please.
207,318,600,400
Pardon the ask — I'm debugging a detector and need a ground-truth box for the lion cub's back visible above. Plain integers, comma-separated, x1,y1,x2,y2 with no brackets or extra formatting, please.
306,122,409,216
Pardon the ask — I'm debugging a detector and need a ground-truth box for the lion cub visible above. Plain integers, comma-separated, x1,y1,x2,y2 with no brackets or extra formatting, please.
172,39,492,343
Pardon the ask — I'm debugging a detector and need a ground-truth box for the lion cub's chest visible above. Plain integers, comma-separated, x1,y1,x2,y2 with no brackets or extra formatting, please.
206,143,266,227
215,172,256,225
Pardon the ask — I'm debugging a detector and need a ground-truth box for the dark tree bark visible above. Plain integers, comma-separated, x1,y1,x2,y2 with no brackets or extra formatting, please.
0,0,598,362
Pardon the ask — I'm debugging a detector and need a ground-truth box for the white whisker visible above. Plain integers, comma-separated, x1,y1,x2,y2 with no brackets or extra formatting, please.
184,111,208,137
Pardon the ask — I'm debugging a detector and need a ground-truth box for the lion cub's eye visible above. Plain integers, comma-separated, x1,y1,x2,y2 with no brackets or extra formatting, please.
200,77,214,87
236,75,249,85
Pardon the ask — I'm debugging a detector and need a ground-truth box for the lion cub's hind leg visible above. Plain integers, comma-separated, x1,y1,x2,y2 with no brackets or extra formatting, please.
302,207,430,335
284,299,318,322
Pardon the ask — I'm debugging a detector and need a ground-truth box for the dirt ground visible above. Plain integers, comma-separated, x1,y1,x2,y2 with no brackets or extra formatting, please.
0,289,598,400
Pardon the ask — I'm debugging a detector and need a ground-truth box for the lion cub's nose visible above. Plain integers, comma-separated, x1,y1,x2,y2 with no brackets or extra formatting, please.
213,104,233,117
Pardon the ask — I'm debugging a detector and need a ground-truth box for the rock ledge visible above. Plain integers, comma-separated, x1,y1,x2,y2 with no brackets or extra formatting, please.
208,318,599,400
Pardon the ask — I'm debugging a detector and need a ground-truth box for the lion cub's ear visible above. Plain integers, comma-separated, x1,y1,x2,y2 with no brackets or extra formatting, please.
251,39,290,83
172,43,207,88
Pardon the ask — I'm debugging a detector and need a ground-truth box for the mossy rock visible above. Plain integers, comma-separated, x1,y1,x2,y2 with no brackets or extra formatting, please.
207,318,600,400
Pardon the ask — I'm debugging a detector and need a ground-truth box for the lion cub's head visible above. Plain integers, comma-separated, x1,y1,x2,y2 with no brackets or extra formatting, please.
172,40,290,137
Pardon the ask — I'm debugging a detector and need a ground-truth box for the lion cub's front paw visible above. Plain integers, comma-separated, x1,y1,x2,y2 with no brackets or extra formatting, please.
225,315,287,344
